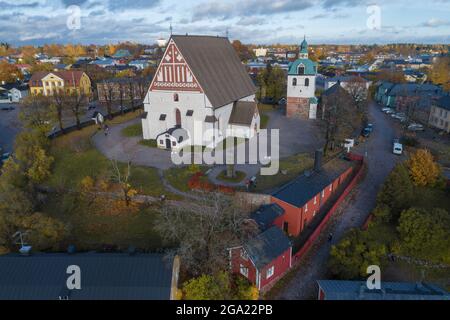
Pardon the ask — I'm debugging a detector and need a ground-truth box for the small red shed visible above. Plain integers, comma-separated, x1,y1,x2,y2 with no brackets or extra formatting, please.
229,226,292,291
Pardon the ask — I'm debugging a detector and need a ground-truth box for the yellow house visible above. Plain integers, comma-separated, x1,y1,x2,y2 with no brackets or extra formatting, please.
29,71,91,96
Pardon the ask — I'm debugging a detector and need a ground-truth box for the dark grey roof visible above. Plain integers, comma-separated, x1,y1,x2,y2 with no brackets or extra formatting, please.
172,35,256,109
436,96,450,111
0,253,174,300
229,101,258,126
317,280,450,300
389,83,442,96
325,75,369,83
244,226,291,270
251,204,285,231
272,157,355,208
322,82,349,97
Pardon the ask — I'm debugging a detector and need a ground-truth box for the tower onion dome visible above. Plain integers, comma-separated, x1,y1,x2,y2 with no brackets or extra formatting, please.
300,36,308,54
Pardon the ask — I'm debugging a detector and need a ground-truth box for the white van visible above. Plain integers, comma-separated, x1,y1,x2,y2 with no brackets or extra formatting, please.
393,139,403,155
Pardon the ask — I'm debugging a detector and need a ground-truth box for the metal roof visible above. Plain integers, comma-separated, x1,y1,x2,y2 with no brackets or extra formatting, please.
436,96,450,111
0,253,174,300
251,204,285,231
317,280,450,300
272,157,355,208
244,226,291,270
288,58,318,76
171,35,257,109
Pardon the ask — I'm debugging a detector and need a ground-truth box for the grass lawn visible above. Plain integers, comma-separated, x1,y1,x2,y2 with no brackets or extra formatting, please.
41,193,167,251
46,110,177,199
217,170,246,183
164,166,208,192
121,123,142,137
260,113,270,129
253,153,314,192
139,139,158,148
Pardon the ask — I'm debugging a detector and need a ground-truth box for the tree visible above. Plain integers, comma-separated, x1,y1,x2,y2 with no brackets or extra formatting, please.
0,61,23,83
407,149,441,187
182,272,258,300
66,90,88,129
110,160,137,207
155,193,258,276
329,229,387,279
428,57,450,91
397,208,450,264
52,90,72,132
20,95,53,131
321,85,360,154
377,163,414,220
345,77,369,112
231,40,255,62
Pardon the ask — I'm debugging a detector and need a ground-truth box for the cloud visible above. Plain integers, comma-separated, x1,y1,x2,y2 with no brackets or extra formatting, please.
192,0,314,21
108,0,161,11
236,16,266,26
421,18,450,27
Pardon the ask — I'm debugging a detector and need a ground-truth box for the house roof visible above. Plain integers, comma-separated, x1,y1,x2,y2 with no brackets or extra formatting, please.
272,156,355,208
244,226,291,270
288,58,317,75
29,71,87,86
171,35,256,109
251,204,285,231
0,253,175,300
322,82,349,97
325,75,369,83
436,95,450,111
229,101,258,126
388,83,442,97
317,280,450,300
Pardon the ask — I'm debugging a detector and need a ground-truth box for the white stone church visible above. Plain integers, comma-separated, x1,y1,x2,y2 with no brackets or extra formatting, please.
141,35,260,150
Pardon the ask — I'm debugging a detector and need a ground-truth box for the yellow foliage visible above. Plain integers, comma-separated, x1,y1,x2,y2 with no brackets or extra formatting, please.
407,149,441,187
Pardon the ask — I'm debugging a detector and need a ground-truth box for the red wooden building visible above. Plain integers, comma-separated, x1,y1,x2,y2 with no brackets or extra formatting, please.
270,155,355,237
229,226,292,291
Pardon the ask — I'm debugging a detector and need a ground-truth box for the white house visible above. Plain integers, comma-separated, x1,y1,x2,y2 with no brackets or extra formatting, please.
141,35,260,150
0,83,27,103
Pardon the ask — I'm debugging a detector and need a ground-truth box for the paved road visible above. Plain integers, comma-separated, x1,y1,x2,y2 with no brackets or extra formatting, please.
0,104,22,153
276,102,404,300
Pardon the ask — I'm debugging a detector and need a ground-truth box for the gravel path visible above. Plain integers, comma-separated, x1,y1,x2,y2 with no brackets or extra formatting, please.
276,102,405,300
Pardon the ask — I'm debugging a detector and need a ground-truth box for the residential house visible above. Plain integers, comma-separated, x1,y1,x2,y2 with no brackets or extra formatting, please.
428,95,450,133
141,35,260,150
113,49,132,59
29,71,91,97
0,252,180,300
317,280,450,300
324,75,371,99
229,226,292,292
129,59,151,70
0,82,28,103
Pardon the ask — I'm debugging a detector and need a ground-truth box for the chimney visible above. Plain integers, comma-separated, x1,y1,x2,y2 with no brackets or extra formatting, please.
314,149,323,172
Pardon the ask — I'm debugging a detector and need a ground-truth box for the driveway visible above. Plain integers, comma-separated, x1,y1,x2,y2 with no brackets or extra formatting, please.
0,104,22,153
276,102,404,300
92,108,324,176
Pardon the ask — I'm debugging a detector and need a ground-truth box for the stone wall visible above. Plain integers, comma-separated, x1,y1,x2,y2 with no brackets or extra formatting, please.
286,97,310,119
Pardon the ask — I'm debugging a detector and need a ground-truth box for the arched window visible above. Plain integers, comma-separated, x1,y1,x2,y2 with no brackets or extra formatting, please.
292,78,297,86
298,65,305,75
305,78,310,87
174,93,179,102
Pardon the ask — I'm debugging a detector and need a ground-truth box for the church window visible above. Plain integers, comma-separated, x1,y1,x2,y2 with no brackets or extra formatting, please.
305,78,310,87
292,78,297,86
174,93,179,102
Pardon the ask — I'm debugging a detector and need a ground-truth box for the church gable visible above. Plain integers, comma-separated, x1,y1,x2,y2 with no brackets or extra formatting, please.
149,39,203,93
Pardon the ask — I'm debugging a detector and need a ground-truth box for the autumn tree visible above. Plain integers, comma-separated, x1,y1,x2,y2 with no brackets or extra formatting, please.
66,90,88,129
428,57,450,91
345,77,370,112
156,193,258,276
231,40,255,62
110,160,137,207
397,208,450,264
182,272,258,300
407,149,441,187
0,61,23,83
20,95,53,131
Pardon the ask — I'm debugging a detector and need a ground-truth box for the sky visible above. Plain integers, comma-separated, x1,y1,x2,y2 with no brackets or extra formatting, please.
0,0,449,46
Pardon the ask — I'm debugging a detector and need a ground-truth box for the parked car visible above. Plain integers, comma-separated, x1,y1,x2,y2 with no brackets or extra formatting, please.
366,123,373,132
381,107,391,112
393,139,403,155
407,123,425,131
361,127,371,138
0,152,11,166
1,106,15,111
385,109,395,114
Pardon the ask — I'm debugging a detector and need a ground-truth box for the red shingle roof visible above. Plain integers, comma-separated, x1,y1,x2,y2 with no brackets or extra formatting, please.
29,71,86,87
